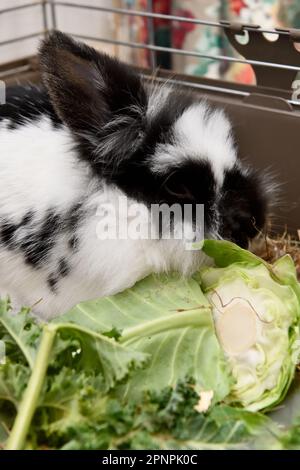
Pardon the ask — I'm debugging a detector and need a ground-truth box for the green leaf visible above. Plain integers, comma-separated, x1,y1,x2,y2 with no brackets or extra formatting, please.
272,255,300,307
2,312,147,449
0,418,10,449
201,240,300,306
0,362,31,406
0,299,42,369
201,239,262,268
57,383,281,450
0,362,32,449
270,375,300,427
29,368,107,447
52,324,148,392
59,274,231,402
269,375,300,449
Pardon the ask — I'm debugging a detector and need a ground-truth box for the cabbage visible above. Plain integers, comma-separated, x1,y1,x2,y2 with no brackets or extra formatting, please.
199,240,300,411
60,240,300,413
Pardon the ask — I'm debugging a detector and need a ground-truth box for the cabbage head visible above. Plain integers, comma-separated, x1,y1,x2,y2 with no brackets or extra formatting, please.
199,240,300,411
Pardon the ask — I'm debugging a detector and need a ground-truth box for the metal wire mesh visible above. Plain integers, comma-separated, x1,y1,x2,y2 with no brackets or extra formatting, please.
0,1,299,70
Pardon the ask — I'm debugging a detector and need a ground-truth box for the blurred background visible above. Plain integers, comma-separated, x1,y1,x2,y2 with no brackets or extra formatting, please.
0,0,298,86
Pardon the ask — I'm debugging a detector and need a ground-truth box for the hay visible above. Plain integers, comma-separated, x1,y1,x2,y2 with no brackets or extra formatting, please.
251,232,300,280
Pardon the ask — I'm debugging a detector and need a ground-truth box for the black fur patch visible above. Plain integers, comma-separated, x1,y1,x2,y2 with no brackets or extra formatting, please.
68,235,79,251
39,31,147,137
0,204,84,270
111,158,217,234
47,275,58,293
21,210,61,267
21,211,34,225
58,258,70,277
0,220,17,247
65,202,84,230
0,86,62,130
0,211,34,248
219,165,267,247
47,258,70,294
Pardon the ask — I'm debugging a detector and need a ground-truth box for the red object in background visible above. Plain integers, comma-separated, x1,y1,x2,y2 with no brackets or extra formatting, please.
153,0,171,26
230,0,247,16
140,0,171,29
172,9,196,49
234,64,256,85
139,0,171,65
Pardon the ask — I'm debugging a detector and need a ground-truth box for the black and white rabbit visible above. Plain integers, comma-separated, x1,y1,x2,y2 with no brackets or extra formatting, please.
0,32,269,319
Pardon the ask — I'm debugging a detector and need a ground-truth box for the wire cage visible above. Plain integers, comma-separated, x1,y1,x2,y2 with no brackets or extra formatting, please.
1,0,300,231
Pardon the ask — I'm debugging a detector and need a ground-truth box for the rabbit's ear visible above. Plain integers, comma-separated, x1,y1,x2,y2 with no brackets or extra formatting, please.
39,31,147,138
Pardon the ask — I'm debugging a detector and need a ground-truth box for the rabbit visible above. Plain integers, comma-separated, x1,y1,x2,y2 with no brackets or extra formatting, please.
0,31,270,320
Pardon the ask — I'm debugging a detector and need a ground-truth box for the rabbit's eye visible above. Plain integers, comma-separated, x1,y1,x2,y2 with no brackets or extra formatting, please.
163,172,194,200
164,182,193,200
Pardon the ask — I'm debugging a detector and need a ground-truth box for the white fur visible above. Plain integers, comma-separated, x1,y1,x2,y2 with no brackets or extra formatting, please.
0,116,206,320
146,81,172,121
0,116,91,216
151,102,237,185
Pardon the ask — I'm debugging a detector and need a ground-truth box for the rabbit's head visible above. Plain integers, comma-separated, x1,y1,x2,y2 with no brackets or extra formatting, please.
40,32,269,248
